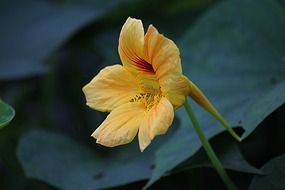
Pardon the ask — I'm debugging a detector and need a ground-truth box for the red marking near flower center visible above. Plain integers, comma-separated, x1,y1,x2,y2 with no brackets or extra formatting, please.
133,58,155,74
121,45,155,74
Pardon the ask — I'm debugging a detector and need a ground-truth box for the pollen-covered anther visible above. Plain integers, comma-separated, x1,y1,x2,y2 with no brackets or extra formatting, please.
130,93,161,110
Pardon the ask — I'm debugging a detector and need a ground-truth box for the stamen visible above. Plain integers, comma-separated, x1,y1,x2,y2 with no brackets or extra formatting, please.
130,92,161,110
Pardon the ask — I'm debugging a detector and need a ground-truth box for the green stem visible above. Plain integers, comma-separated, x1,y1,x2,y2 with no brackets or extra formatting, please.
184,99,237,190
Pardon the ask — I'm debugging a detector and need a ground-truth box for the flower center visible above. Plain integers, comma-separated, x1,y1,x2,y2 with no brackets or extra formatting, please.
129,57,161,110
130,92,161,110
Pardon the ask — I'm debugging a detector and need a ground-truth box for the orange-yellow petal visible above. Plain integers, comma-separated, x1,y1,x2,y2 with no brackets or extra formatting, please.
163,75,191,109
92,102,145,147
138,97,174,151
118,17,148,74
144,25,182,76
82,65,140,112
143,25,189,108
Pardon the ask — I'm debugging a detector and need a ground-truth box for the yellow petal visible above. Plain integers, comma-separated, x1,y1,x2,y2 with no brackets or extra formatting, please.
138,97,174,151
118,17,149,74
92,102,145,147
82,65,140,112
144,25,182,76
144,25,188,108
162,75,190,109
188,80,241,141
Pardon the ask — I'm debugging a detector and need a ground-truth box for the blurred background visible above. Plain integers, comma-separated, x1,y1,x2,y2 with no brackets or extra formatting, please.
1,0,285,189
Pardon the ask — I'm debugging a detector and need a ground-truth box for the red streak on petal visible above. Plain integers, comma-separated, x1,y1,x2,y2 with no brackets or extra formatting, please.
127,53,154,74
121,44,155,74
133,58,155,74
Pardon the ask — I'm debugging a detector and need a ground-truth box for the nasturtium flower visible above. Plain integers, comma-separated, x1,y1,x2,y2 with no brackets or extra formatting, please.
83,17,240,152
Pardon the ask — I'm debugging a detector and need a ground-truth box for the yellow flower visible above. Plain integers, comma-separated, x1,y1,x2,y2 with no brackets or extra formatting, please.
83,17,240,152
83,17,190,151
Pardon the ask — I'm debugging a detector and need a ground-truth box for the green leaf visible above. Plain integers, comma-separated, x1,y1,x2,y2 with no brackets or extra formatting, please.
0,99,15,129
145,0,285,187
175,134,262,175
0,0,121,80
250,155,285,190
17,130,153,190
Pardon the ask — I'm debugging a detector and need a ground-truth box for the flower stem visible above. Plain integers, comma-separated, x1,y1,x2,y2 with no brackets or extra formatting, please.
184,99,237,190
